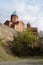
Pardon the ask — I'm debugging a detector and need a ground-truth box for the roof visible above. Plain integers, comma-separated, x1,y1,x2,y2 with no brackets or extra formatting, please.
4,20,9,24
13,21,24,25
31,27,37,30
12,10,17,15
31,27,37,32
19,21,24,25
27,22,31,25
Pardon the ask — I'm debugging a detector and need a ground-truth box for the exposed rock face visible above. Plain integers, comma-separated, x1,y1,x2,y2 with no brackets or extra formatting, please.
0,24,17,42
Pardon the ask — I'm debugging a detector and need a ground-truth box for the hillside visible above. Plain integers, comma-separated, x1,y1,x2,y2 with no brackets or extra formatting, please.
0,24,43,61
0,24,19,61
0,39,20,61
0,23,18,41
0,39,18,61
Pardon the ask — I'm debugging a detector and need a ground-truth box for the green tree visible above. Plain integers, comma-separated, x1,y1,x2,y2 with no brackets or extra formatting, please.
11,30,37,56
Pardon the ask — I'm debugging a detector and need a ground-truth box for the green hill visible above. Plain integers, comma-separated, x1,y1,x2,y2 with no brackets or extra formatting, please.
0,24,19,61
0,38,19,61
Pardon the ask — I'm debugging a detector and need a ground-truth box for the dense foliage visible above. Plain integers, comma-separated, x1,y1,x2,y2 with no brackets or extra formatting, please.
11,30,39,56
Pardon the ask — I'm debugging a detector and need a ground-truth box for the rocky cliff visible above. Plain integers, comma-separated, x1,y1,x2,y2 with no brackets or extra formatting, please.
0,23,17,42
0,23,19,61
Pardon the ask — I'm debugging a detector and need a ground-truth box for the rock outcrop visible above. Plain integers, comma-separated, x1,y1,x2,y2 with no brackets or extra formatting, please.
0,23,17,42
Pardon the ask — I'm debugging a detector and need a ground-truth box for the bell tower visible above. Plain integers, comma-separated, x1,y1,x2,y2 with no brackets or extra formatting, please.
27,23,31,29
11,10,18,23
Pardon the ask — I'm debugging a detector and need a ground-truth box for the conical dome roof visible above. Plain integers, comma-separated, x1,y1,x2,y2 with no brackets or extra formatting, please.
27,22,30,25
12,10,17,15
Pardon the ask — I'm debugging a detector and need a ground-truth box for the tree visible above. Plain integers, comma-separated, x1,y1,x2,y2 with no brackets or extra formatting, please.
11,30,37,56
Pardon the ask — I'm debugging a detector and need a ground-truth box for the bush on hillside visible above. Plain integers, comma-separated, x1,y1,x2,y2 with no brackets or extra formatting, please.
0,38,3,46
11,30,38,56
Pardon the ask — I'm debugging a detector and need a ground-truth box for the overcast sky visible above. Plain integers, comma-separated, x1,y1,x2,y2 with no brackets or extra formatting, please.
0,0,43,31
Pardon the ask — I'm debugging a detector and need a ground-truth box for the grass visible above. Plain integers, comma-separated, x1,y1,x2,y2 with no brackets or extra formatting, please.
0,38,43,61
0,46,19,61
0,38,20,61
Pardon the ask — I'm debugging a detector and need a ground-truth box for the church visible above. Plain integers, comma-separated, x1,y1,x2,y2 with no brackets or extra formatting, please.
4,11,39,47
4,10,38,36
4,11,25,32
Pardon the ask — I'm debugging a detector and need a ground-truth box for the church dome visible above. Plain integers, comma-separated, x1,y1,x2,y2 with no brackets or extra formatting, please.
11,10,18,22
12,10,17,15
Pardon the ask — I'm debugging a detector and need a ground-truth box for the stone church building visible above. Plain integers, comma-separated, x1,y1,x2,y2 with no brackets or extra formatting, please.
4,11,25,32
4,11,40,47
4,11,38,36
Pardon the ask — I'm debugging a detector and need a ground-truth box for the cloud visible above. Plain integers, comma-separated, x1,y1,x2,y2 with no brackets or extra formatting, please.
0,0,43,31
18,4,43,31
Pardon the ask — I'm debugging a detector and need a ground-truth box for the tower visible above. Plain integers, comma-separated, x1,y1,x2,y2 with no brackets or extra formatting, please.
27,23,31,29
11,10,18,23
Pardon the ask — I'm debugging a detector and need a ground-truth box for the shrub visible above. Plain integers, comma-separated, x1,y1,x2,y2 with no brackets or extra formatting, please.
0,38,3,46
11,30,37,56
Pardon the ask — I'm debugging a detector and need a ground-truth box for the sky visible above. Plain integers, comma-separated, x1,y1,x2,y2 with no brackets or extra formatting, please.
0,0,43,31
